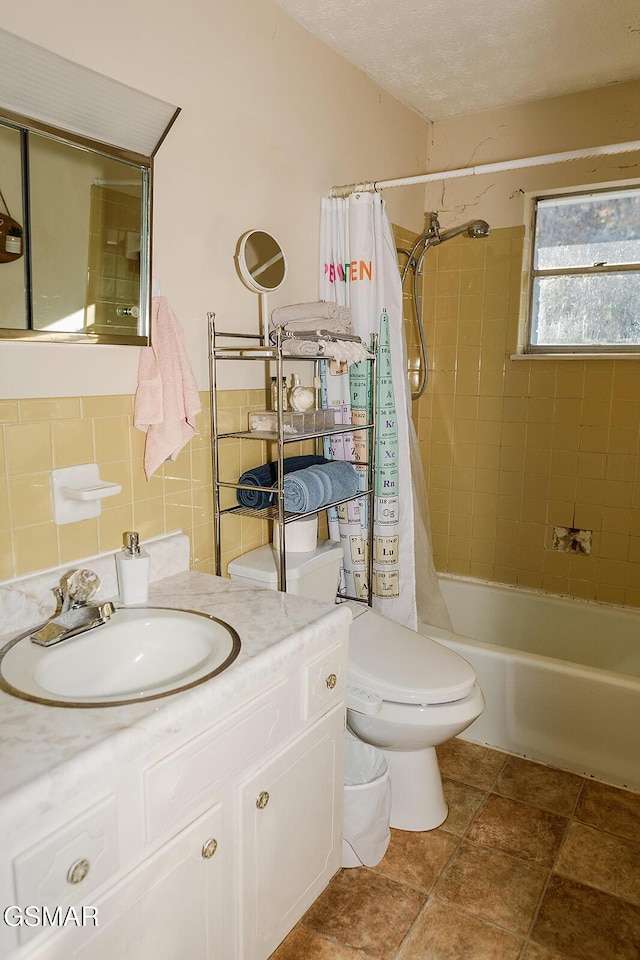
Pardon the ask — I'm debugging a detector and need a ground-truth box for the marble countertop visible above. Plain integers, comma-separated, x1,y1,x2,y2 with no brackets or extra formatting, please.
0,569,351,831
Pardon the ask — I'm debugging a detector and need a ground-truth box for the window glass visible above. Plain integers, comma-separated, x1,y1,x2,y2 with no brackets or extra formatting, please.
528,186,640,351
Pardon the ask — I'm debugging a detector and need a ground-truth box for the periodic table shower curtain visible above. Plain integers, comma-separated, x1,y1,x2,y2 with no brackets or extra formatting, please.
319,191,448,630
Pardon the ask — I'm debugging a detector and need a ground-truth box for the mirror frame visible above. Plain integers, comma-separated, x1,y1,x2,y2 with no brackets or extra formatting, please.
0,106,153,345
236,229,288,294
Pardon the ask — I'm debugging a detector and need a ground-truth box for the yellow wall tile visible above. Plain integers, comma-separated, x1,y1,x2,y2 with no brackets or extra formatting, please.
410,224,640,602
93,416,131,464
13,523,58,575
0,480,9,530
51,419,94,469
8,474,52,527
82,396,132,418
0,530,13,579
58,519,100,565
0,401,18,424
5,422,52,476
20,398,82,422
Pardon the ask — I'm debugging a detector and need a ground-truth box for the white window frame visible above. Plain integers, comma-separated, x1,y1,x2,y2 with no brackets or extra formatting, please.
519,180,640,358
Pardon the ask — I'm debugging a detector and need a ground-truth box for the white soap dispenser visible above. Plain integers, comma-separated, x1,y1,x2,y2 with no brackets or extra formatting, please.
116,531,150,605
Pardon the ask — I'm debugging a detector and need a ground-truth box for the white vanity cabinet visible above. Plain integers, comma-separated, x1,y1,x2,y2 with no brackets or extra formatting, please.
239,704,344,960
30,804,226,960
4,618,348,960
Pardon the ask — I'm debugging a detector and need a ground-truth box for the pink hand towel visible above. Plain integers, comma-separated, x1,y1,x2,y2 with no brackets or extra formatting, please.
134,297,202,479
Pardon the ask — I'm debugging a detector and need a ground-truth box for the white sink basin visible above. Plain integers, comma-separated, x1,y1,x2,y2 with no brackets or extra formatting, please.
0,607,241,707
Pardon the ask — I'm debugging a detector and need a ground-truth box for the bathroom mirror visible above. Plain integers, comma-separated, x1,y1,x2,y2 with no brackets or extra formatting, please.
0,27,180,344
236,229,287,293
0,117,150,344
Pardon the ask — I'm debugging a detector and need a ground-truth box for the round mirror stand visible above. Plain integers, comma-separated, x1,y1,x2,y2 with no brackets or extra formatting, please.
235,229,287,344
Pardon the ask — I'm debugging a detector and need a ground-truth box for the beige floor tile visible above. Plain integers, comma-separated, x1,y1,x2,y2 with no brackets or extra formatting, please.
396,899,523,960
467,794,568,866
494,756,583,816
441,777,487,835
521,943,573,960
532,874,640,960
555,821,640,905
372,827,458,893
436,738,507,789
574,780,640,843
302,868,425,960
435,841,548,934
269,925,362,959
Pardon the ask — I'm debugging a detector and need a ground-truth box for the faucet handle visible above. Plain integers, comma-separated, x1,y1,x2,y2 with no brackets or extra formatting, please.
64,569,100,606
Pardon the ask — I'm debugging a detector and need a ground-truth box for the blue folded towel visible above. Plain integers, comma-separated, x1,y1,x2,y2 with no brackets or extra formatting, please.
283,460,360,513
236,455,327,509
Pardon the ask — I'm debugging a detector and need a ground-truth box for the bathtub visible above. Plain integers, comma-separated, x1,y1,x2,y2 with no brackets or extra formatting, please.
419,575,640,793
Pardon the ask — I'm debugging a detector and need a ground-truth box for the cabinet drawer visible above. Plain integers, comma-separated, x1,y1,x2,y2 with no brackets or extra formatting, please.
302,642,347,722
144,679,291,842
12,795,119,947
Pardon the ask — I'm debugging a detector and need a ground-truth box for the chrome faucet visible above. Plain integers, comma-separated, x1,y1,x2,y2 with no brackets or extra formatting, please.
53,568,100,614
31,569,116,647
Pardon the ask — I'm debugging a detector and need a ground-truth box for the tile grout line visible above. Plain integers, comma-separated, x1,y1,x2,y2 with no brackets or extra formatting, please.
516,771,589,959
388,753,512,958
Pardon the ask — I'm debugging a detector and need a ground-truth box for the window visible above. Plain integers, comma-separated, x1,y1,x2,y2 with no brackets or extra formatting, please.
527,186,640,353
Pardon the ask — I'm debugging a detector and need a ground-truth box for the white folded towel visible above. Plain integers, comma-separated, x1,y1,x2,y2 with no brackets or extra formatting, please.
281,339,326,357
134,297,202,479
271,301,353,335
319,339,371,364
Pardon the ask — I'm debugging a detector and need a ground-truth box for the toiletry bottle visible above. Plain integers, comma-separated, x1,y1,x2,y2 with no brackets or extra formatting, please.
271,376,289,412
116,531,150,605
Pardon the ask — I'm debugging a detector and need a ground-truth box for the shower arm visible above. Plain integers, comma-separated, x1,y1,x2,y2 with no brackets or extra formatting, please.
399,215,490,402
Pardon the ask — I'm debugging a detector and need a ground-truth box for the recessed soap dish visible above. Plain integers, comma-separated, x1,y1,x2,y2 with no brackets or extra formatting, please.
51,464,122,525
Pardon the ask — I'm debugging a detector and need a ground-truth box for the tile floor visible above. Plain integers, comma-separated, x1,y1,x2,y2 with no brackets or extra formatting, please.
270,738,640,960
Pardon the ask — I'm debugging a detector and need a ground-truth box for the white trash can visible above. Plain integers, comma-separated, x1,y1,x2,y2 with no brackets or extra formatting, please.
342,732,392,868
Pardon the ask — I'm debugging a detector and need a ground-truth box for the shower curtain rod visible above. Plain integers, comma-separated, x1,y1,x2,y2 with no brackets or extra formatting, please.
329,139,640,197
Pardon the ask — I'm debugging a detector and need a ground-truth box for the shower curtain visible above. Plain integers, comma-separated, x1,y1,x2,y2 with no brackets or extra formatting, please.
319,192,450,630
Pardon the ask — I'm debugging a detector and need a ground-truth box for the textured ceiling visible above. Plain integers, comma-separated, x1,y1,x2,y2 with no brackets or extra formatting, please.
273,0,640,120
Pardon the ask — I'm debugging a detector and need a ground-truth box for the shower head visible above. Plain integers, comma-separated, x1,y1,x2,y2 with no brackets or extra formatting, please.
398,214,491,283
466,220,491,239
437,218,491,243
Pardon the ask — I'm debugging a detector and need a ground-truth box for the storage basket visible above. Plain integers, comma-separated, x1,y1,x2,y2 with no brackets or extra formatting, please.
248,408,336,435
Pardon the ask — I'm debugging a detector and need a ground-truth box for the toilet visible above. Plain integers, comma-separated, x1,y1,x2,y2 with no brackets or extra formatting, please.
228,541,485,832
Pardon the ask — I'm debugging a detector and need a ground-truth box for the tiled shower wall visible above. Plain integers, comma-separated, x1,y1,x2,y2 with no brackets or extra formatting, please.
399,223,640,608
0,389,272,583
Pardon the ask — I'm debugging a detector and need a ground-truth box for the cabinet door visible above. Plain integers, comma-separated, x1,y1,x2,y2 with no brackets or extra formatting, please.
239,705,344,960
28,804,228,960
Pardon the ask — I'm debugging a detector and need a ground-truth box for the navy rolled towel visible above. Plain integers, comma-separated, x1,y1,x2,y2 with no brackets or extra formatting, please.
283,460,359,513
236,454,328,509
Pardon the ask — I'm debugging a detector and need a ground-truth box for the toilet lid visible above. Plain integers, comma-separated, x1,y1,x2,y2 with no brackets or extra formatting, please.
348,608,477,705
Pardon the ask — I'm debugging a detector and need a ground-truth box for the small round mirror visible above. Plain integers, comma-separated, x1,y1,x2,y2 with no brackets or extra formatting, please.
236,230,287,293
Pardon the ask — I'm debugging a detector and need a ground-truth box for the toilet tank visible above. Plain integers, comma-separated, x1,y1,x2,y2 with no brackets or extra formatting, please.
228,540,343,603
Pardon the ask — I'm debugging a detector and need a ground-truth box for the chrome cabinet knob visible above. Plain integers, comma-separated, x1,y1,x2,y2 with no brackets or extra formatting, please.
67,859,90,884
326,673,337,689
256,791,270,809
201,838,218,859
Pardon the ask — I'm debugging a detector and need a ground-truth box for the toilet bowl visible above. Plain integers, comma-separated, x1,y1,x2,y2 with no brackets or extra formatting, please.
346,603,484,831
228,542,485,831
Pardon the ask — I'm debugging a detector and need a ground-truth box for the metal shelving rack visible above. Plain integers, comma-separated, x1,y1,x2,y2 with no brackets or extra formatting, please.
207,312,377,599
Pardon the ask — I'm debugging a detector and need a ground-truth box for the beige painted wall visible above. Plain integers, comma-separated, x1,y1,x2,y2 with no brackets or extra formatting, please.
0,0,428,398
422,80,640,229
0,0,427,579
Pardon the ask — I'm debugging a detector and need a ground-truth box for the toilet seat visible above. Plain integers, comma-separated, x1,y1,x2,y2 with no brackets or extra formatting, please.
348,607,477,705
